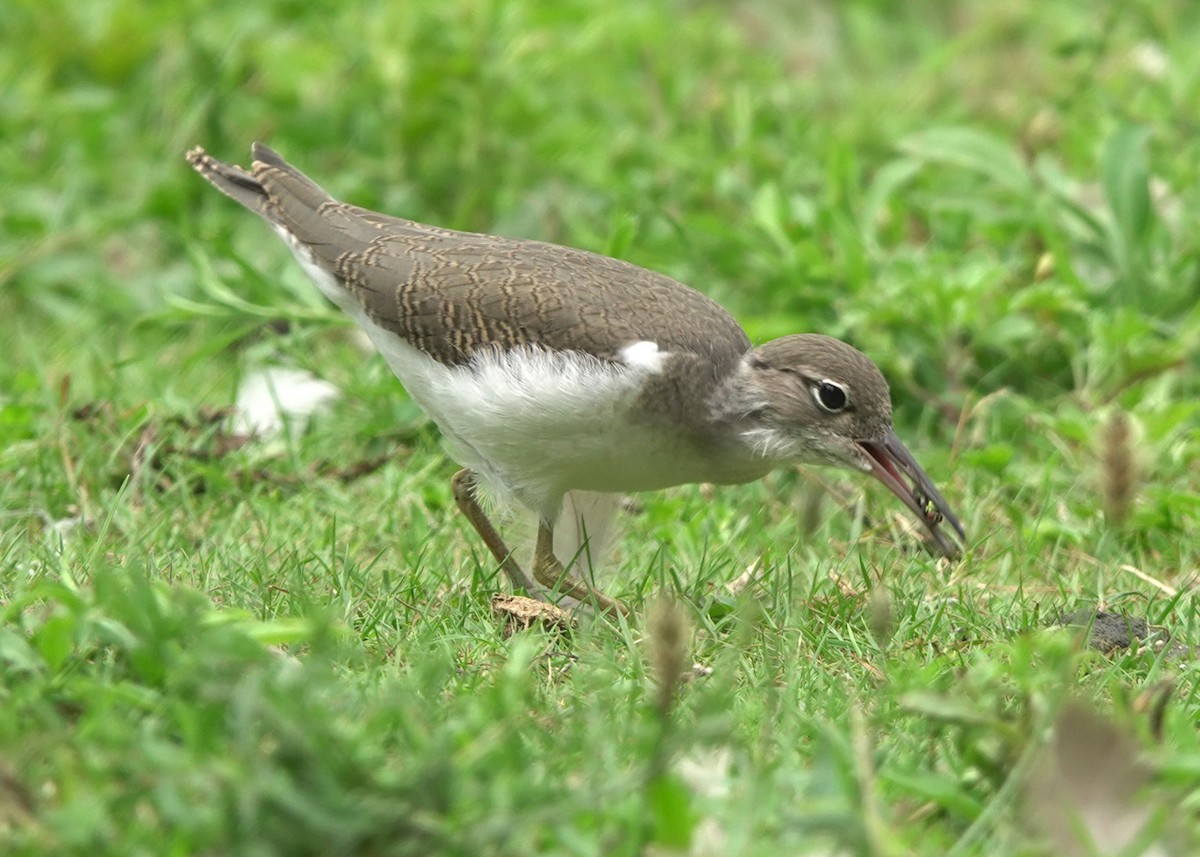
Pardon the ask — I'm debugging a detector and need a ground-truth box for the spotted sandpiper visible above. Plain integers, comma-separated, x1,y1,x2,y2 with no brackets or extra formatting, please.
187,144,965,616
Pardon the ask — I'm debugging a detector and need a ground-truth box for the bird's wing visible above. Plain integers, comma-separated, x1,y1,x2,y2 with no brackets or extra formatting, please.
188,144,750,374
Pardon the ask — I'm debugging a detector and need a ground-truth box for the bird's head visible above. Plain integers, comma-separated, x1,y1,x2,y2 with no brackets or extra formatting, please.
729,334,965,557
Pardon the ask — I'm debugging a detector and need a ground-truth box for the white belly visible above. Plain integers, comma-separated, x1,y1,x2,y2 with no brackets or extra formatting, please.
366,323,750,515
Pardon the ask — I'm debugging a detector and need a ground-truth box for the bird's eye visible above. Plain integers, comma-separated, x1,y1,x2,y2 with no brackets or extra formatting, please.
812,379,849,413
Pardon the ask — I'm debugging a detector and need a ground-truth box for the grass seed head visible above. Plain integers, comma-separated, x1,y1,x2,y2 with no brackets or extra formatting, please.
1100,409,1139,527
647,594,689,718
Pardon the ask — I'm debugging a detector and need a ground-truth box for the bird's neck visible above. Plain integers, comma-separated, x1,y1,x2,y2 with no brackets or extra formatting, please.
678,357,790,483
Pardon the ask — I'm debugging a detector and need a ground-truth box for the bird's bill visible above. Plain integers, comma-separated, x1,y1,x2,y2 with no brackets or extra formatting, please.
857,430,965,558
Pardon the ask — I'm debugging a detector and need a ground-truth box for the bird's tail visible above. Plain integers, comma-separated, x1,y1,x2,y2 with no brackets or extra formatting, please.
186,143,334,230
186,146,270,213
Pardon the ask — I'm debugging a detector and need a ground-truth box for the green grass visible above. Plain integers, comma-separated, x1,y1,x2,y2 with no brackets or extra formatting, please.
3,0,1199,853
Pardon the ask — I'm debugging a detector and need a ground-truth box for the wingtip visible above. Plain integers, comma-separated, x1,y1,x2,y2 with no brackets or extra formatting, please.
250,142,287,169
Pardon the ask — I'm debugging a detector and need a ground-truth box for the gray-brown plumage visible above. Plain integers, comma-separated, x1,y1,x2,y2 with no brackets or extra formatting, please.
190,144,748,371
188,143,965,616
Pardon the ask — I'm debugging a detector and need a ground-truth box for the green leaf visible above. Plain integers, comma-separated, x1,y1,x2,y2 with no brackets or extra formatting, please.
751,182,796,263
1101,124,1153,248
604,211,640,259
882,770,985,821
247,618,322,647
33,610,76,672
961,444,1014,475
863,157,922,250
898,127,1032,196
0,628,43,674
648,773,695,849
897,691,1001,728
199,610,325,646
703,595,737,622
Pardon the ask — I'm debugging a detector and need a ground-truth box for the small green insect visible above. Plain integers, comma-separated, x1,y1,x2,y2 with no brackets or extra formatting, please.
915,492,943,526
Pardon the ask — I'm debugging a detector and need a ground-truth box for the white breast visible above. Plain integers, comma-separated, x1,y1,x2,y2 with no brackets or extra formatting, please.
367,328,719,517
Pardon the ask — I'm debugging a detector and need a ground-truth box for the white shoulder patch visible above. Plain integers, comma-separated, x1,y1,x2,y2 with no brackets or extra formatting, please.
619,340,666,372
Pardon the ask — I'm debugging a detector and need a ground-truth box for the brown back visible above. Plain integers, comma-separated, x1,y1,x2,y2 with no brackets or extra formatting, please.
200,144,752,372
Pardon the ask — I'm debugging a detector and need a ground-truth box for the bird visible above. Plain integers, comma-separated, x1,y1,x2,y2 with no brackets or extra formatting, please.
187,143,965,617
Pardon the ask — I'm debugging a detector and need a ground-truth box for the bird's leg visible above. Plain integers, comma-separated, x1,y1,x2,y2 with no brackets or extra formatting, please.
533,521,629,618
450,469,544,598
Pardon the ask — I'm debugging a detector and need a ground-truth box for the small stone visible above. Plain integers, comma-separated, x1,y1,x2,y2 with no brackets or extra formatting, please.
1057,610,1147,654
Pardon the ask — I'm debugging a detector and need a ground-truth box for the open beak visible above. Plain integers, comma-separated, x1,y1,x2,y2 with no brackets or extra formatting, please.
857,430,965,559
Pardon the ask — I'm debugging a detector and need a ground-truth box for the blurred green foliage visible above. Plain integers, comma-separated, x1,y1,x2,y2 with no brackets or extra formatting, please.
1,0,1198,854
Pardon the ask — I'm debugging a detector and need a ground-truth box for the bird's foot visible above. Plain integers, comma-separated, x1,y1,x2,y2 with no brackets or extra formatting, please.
452,469,628,617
